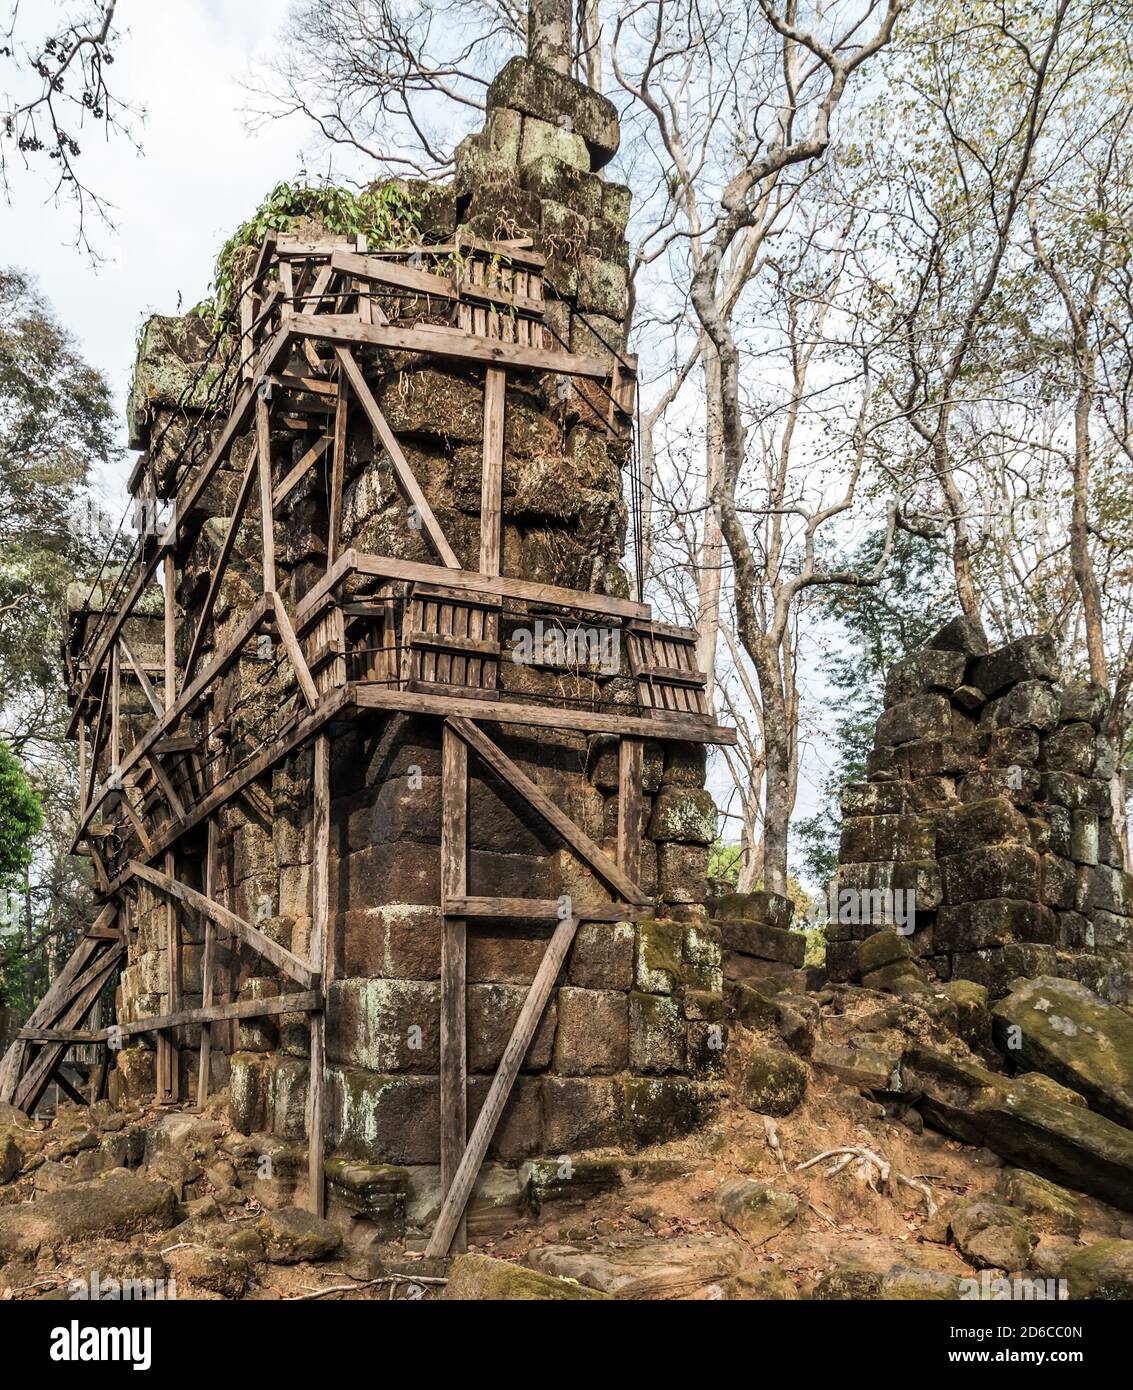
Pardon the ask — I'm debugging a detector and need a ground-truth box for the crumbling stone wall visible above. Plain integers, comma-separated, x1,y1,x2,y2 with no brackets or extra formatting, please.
828,616,1133,1002
107,53,728,1199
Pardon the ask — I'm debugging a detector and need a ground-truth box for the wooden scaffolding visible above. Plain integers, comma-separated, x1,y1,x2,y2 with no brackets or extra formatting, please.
0,230,735,1253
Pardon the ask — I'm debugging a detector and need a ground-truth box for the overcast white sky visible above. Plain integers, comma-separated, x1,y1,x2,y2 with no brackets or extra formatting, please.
1,2,322,502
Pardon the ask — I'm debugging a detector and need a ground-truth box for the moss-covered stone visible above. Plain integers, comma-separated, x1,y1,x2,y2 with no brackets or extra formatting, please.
487,57,620,168
991,975,1133,1128
1000,1168,1083,1235
740,1044,807,1117
715,1179,798,1246
1062,1238,1133,1299
445,1251,612,1299
906,1043,1133,1212
648,786,718,845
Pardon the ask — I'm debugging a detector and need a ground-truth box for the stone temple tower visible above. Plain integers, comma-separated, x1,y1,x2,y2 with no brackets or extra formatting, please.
4,11,737,1253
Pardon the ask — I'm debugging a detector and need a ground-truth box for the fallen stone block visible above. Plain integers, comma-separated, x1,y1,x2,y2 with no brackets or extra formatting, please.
905,1045,1133,1212
446,1251,612,1300
0,1169,177,1262
715,1179,798,1246
990,975,1133,1129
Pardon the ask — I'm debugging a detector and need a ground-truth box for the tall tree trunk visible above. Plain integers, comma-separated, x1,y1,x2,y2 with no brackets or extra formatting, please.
697,345,724,699
528,0,572,74
752,643,791,897
1070,367,1107,686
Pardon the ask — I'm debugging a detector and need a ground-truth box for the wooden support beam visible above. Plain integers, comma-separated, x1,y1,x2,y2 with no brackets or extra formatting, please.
119,635,163,719
617,738,643,887
425,913,580,1258
184,446,259,682
129,861,318,989
296,550,651,632
12,942,125,1113
197,816,217,1107
144,750,186,822
54,1069,89,1107
480,367,506,577
327,364,348,567
448,718,650,906
440,726,468,1253
351,682,736,746
290,314,613,381
163,551,178,712
442,896,652,922
256,394,277,593
270,593,319,711
307,734,331,1216
158,844,181,1103
273,435,330,510
75,596,272,844
333,348,460,569
97,990,324,1040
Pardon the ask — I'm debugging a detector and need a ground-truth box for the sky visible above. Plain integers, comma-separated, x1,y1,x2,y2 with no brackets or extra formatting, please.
1,1,318,503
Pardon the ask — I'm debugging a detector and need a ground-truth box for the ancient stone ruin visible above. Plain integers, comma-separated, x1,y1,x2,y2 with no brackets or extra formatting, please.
828,616,1133,1002
0,36,741,1256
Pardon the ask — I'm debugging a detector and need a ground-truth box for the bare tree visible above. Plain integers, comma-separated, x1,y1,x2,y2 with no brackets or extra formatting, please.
0,0,140,255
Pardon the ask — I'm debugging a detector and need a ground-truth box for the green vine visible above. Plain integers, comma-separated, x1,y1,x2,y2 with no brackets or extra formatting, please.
206,179,426,329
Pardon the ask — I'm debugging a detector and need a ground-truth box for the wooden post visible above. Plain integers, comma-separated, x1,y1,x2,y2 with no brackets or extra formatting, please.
479,367,506,576
78,719,88,819
110,645,120,769
306,734,331,1215
440,724,468,1253
426,913,580,1258
162,847,181,1102
617,738,643,885
197,815,218,1107
328,366,348,569
256,395,277,594
164,550,177,710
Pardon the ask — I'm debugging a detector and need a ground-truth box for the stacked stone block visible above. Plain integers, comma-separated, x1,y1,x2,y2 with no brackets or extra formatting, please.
110,54,726,1178
828,617,1133,1001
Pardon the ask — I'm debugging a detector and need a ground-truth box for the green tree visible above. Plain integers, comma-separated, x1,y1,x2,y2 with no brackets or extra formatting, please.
0,268,118,1008
795,527,954,887
0,737,40,880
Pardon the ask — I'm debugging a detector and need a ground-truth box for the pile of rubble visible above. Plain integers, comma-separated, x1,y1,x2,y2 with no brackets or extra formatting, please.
828,616,1133,1001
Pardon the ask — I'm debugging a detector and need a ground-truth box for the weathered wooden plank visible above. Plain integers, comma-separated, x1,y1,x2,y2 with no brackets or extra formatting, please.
101,990,324,1039
290,314,612,380
333,348,460,569
271,593,320,711
425,913,579,1257
272,435,330,510
129,861,318,989
440,725,468,1253
617,738,643,887
443,896,653,922
256,394,277,593
351,682,736,745
119,635,163,719
307,733,331,1216
480,367,506,577
449,717,650,906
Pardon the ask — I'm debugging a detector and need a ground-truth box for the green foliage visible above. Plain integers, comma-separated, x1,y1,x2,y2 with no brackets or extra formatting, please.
794,527,953,887
209,179,425,325
707,839,743,884
0,739,41,882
